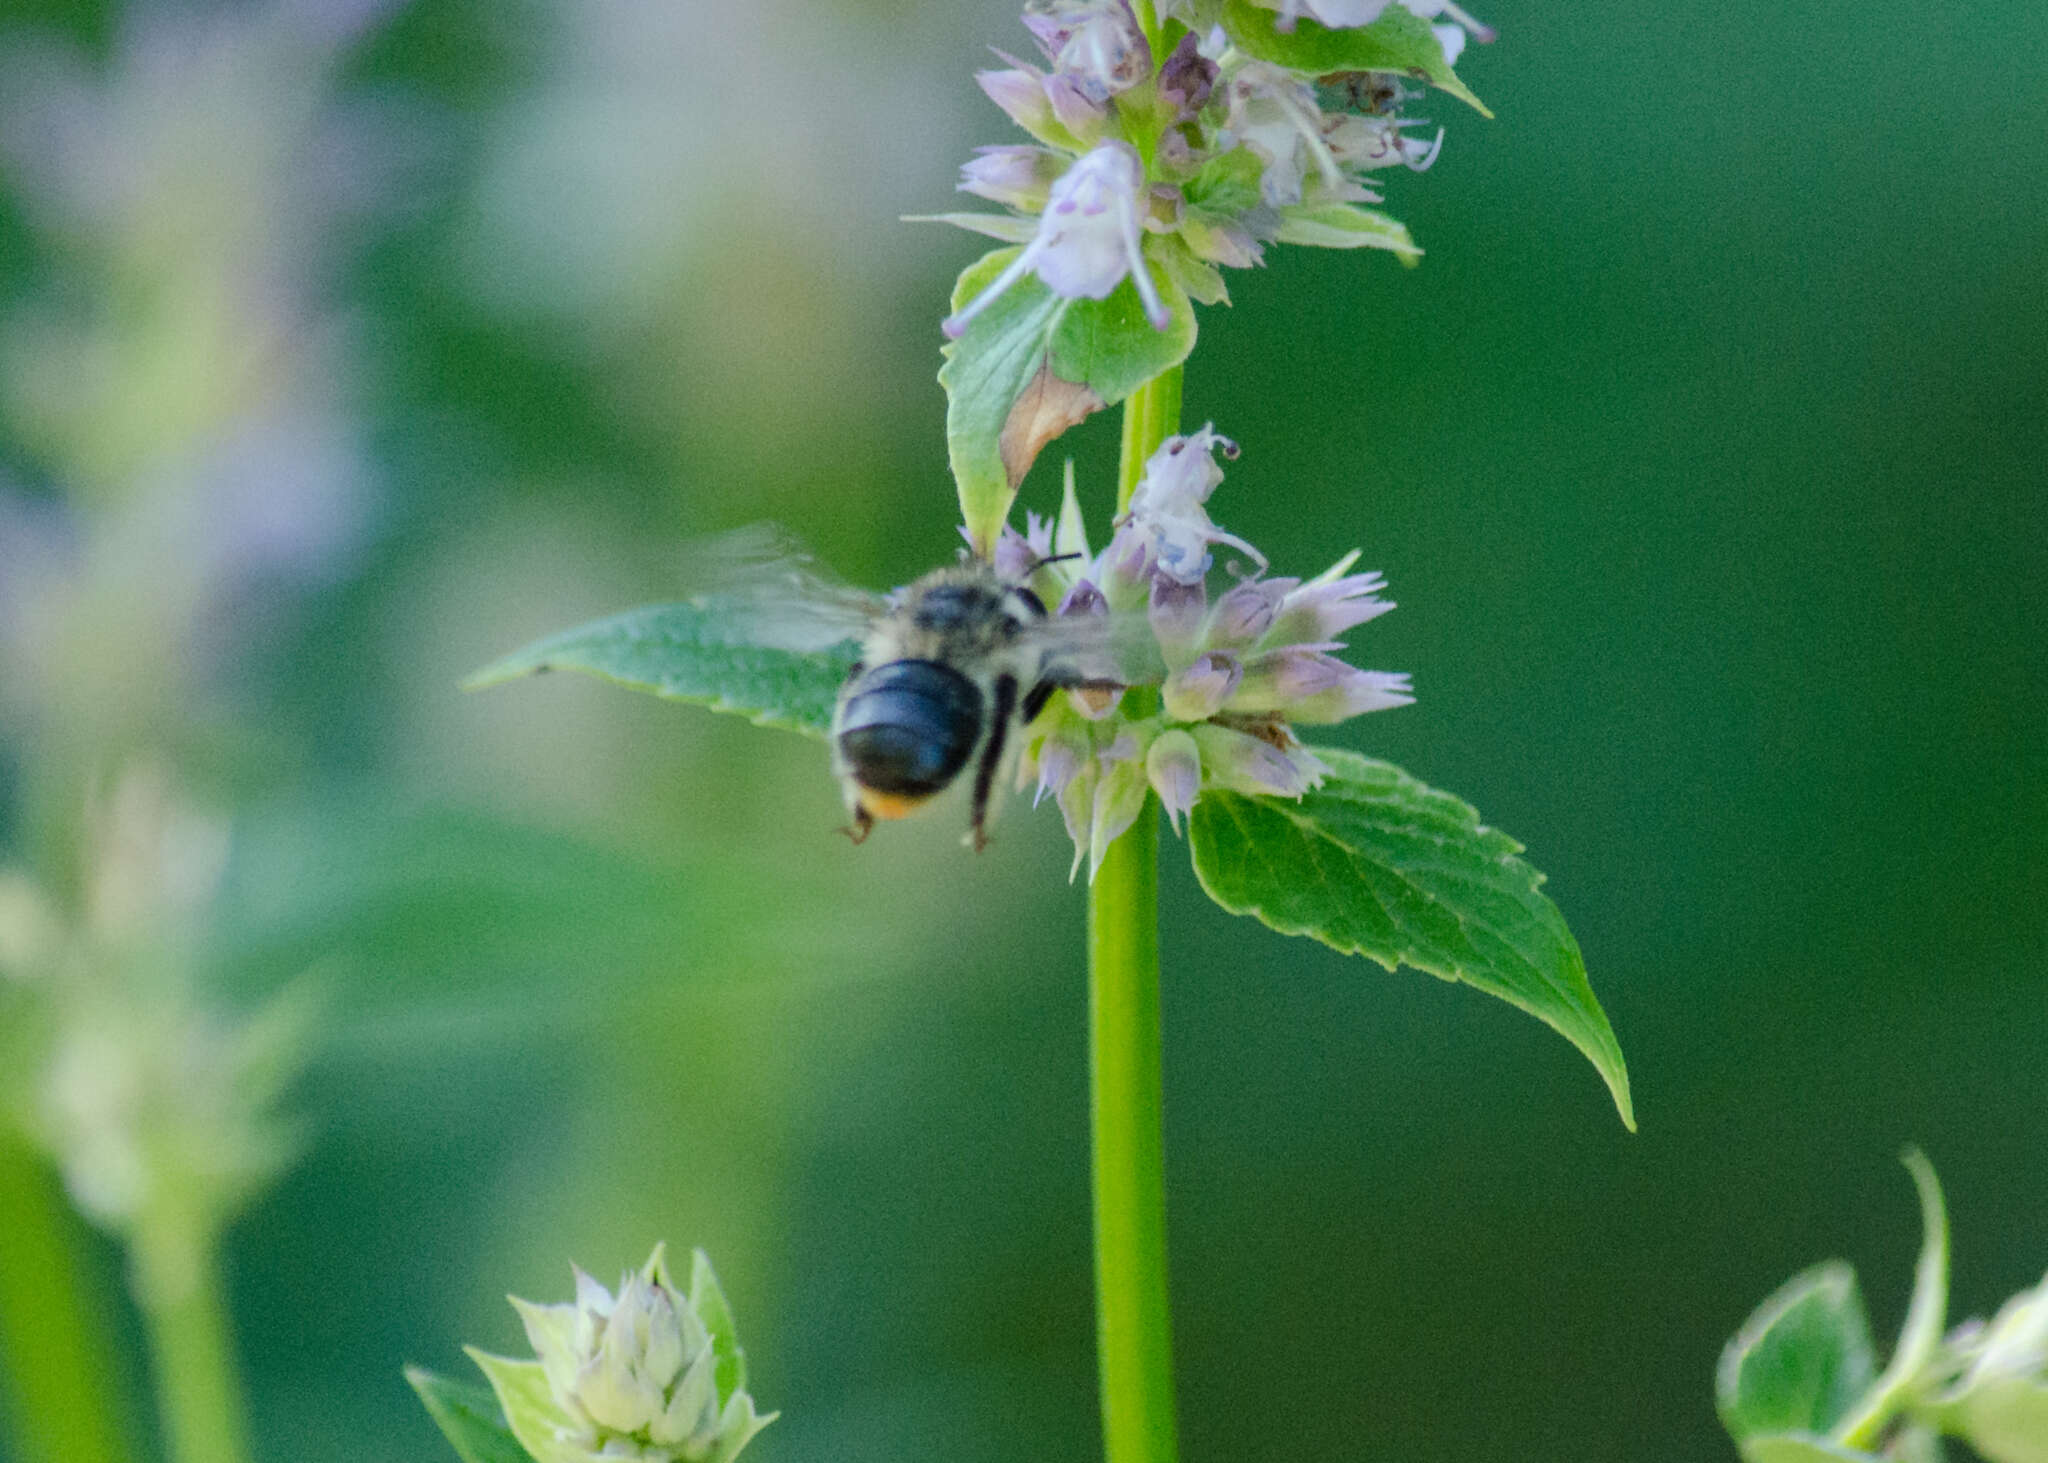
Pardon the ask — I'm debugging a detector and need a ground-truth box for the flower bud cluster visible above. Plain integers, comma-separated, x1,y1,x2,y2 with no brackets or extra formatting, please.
936,0,1490,335
1927,1274,2048,1463
474,1245,774,1463
1005,428,1410,877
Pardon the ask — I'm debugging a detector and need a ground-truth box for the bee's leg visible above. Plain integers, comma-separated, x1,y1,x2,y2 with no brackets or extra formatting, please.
968,673,1019,852
840,805,874,844
1021,679,1055,723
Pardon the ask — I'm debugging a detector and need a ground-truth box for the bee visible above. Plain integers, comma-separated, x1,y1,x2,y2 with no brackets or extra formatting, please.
690,528,1151,850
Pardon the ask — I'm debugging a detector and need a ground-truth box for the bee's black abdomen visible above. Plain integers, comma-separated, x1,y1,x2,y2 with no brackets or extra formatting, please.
837,659,984,796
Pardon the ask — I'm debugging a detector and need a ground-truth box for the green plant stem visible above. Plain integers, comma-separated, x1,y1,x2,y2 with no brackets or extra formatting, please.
1130,0,1164,59
1088,366,1182,1463
0,1138,129,1463
1834,1148,1949,1450
133,1228,252,1463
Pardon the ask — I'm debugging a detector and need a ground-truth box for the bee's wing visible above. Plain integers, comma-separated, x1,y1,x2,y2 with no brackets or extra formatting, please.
676,523,883,653
1021,606,1169,688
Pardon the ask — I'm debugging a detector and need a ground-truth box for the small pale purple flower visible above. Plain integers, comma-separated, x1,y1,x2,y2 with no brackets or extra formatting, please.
960,145,1067,212
977,63,1064,140
990,510,1058,582
1148,575,1208,664
1122,426,1264,583
943,142,1170,339
1234,648,1414,723
1162,652,1242,722
1056,759,1099,877
1266,556,1395,645
1156,32,1217,118
1145,729,1203,834
1210,577,1284,644
1324,114,1444,174
1193,723,1330,798
1088,745,1150,877
1021,1,1151,102
1223,62,1342,207
1058,577,1109,618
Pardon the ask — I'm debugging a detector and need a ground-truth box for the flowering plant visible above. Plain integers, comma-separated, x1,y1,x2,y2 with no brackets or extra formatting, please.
1718,1152,2048,1463
461,4,1636,1461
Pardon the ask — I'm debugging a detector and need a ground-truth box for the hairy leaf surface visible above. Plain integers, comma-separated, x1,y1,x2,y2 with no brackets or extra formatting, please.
1717,1262,1878,1441
1188,747,1633,1127
466,602,858,738
406,1367,532,1463
941,247,1194,552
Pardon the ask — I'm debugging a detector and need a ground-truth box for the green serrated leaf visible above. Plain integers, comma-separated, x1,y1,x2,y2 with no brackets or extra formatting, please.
1274,202,1421,259
940,246,1196,553
1743,1435,1881,1463
1049,260,1197,407
1187,747,1633,1127
1718,1262,1879,1441
940,248,1069,554
689,1248,748,1399
407,1366,535,1463
464,602,858,738
1219,0,1492,115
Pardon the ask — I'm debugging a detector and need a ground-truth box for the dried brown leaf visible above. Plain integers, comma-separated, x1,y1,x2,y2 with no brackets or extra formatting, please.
999,362,1103,488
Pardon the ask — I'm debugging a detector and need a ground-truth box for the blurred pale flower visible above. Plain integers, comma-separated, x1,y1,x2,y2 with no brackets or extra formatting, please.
472,1245,774,1463
1932,1275,2048,1463
0,2,405,733
4,764,314,1302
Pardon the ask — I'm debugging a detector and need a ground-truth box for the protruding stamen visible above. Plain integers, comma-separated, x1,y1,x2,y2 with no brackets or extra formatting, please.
942,239,1043,338
1117,188,1172,331
1437,1,1496,43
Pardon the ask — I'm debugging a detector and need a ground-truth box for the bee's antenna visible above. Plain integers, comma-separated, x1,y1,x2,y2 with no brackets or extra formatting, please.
1030,550,1086,572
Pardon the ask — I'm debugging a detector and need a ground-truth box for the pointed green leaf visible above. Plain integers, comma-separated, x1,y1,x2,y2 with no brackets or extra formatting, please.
940,247,1196,554
1049,262,1197,407
1187,747,1633,1127
689,1248,748,1399
1275,202,1421,260
1743,1436,1881,1463
940,248,1069,554
406,1366,536,1463
464,603,858,739
905,212,1040,244
1219,0,1492,115
467,1351,597,1463
1833,1150,1950,1449
1718,1262,1878,1441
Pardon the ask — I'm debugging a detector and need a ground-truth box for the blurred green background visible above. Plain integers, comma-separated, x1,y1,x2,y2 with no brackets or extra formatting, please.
0,1,2042,1460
